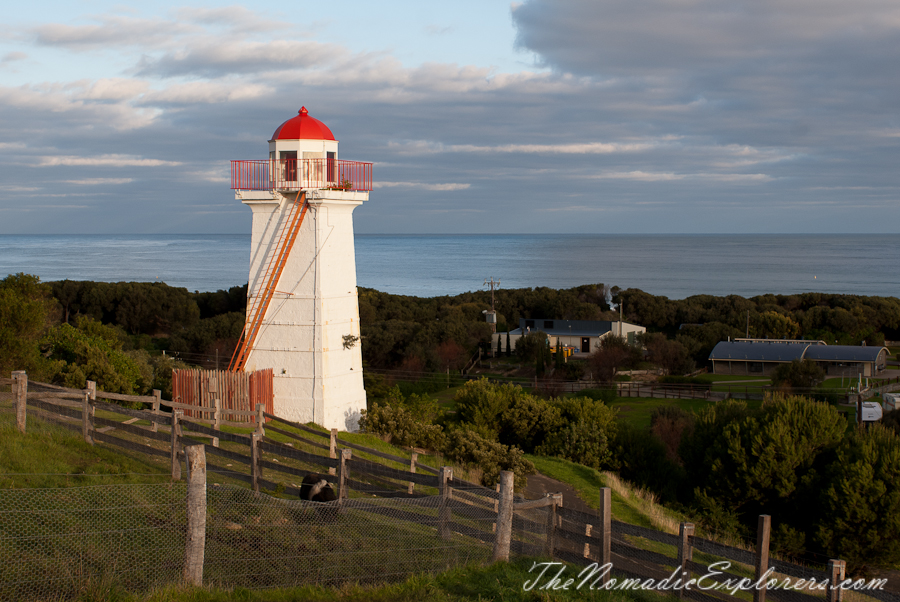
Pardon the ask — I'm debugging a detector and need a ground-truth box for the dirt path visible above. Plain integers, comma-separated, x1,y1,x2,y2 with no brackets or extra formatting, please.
523,473,596,515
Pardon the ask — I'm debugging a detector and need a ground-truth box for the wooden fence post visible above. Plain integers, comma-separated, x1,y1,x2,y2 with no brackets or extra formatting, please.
329,429,338,476
171,410,183,481
408,452,418,495
251,432,261,493
12,370,27,434
827,559,845,602
492,470,514,562
183,444,207,587
584,524,593,560
677,522,694,599
151,389,161,433
439,467,453,539
754,515,771,602
255,403,265,436
543,493,562,558
338,448,351,501
598,487,612,584
82,391,94,445
212,396,220,447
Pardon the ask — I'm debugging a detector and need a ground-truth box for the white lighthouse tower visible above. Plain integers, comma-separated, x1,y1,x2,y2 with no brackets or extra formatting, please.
230,107,372,431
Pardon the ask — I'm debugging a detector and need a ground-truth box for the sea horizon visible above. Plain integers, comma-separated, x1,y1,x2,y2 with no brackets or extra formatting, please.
2,232,898,300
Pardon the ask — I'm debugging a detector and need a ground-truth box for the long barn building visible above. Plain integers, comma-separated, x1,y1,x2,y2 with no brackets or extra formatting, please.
709,338,889,377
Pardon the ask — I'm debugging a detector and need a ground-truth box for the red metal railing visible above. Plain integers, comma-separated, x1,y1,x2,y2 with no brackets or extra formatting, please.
231,159,373,192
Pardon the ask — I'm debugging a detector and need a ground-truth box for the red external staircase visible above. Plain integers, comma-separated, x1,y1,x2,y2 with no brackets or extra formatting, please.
228,191,309,372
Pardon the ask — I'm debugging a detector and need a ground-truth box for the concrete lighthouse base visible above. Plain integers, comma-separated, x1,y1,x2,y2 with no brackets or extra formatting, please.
237,188,368,431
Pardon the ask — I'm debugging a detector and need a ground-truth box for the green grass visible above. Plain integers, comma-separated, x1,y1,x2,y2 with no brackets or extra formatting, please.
67,557,674,602
0,417,170,488
524,454,688,533
692,374,770,383
606,397,715,430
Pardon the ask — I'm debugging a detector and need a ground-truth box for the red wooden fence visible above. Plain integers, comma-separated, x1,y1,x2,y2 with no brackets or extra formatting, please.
171,368,274,422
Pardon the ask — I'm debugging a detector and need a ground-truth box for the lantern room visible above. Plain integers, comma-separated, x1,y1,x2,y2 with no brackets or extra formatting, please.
231,107,372,193
269,106,339,174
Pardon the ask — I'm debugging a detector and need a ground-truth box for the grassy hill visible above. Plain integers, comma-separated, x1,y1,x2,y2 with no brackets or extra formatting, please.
0,410,682,602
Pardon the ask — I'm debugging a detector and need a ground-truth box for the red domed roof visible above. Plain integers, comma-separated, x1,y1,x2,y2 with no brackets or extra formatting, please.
271,107,336,141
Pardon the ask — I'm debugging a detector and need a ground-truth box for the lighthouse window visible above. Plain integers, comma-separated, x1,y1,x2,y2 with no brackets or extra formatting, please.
327,151,336,184
280,151,297,181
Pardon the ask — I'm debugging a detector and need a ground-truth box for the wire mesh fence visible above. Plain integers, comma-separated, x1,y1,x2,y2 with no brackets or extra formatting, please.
0,483,187,602
0,481,499,599
0,379,11,415
204,485,494,590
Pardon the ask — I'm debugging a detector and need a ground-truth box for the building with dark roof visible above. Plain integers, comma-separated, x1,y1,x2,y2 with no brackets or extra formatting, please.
709,339,888,377
493,318,646,355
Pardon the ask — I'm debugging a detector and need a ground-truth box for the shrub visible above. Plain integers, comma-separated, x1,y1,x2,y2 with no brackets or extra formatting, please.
359,402,446,450
535,397,618,469
497,393,563,452
442,427,534,488
612,424,683,502
650,405,695,463
514,331,548,361
453,378,527,439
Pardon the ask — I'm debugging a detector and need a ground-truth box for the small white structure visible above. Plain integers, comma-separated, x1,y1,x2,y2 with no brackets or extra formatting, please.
231,107,373,430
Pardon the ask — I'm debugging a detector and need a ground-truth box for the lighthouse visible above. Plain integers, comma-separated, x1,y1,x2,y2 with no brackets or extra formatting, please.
229,107,373,430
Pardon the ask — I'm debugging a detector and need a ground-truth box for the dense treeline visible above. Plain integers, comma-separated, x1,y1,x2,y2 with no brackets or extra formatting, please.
616,288,900,364
7,276,900,389
360,285,900,370
47,280,247,363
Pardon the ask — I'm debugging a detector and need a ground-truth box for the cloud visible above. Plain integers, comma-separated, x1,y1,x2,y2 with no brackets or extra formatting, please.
33,16,192,50
136,40,343,78
39,154,181,167
588,171,772,182
2,52,27,64
374,181,471,191
64,178,135,185
388,139,656,154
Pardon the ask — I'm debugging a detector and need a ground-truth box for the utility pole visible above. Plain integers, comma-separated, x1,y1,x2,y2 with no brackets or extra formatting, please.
484,277,500,334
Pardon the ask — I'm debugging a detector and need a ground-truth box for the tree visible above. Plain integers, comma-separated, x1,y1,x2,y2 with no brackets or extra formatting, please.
817,425,900,571
0,273,56,377
643,332,693,375
42,317,151,395
589,335,634,382
554,340,565,370
772,359,825,393
680,394,845,544
752,310,801,339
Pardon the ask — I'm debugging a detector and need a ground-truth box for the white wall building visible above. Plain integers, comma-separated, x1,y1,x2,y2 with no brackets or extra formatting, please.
494,318,646,355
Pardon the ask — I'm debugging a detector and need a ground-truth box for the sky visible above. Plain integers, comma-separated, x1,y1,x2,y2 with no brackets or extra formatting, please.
1,0,899,235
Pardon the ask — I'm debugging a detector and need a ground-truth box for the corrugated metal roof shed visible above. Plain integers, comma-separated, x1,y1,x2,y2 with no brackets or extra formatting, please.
804,345,887,362
709,340,889,364
708,341,808,362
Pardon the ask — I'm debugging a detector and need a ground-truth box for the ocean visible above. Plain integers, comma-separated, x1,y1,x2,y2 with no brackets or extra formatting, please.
1,233,898,300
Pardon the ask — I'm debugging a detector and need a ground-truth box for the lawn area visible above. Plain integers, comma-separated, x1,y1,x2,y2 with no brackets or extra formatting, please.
607,397,714,430
63,557,669,602
693,374,771,384
607,396,765,430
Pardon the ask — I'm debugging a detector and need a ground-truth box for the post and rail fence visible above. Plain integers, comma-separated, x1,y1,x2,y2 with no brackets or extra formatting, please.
1,372,895,602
